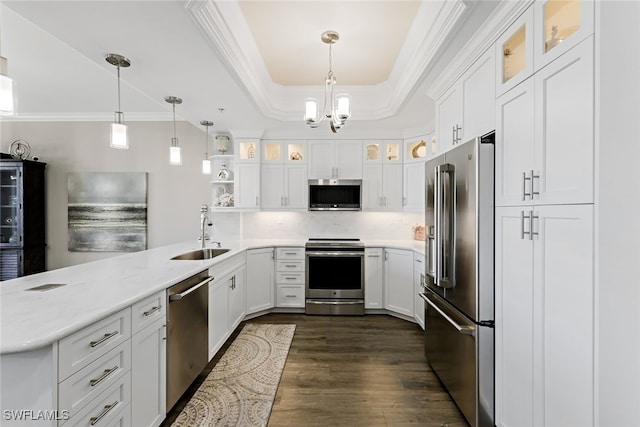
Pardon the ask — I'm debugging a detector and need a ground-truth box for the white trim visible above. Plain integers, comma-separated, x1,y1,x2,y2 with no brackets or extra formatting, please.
0,112,173,122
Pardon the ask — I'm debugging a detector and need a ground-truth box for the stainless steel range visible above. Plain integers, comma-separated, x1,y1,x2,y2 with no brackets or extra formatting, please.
305,238,365,315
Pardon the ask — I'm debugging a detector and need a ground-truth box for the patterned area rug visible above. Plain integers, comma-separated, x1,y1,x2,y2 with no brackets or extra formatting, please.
171,323,296,427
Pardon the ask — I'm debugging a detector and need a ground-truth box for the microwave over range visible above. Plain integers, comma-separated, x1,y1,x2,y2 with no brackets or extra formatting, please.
308,179,361,211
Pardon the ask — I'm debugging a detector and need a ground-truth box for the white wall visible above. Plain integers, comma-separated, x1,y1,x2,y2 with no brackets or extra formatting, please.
596,1,640,425
1,120,211,269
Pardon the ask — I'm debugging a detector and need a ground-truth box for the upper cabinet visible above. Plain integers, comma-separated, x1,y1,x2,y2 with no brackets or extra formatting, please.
262,140,306,164
308,140,362,179
534,0,594,72
212,137,261,210
496,6,534,96
363,140,402,164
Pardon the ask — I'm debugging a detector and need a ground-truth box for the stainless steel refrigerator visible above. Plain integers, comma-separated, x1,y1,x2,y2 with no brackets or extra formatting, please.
420,132,494,427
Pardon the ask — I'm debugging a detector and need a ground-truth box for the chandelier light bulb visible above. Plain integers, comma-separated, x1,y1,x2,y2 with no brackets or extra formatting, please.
304,98,319,124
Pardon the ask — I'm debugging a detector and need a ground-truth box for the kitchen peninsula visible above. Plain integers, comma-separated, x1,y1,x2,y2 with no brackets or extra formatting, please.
0,238,425,426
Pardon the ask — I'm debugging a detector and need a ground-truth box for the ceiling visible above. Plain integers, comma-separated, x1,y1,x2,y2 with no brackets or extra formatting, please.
0,0,500,137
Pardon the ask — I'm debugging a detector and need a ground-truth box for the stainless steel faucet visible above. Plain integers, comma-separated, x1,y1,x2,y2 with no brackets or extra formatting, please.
200,204,212,248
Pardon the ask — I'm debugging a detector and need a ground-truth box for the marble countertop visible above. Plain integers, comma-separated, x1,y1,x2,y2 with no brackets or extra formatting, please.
0,238,424,354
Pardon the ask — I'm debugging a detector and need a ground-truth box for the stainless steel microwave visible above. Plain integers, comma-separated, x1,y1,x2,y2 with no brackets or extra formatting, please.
308,179,361,211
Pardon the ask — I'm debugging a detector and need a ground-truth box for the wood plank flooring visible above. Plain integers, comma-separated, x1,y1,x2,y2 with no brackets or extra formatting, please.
162,314,467,427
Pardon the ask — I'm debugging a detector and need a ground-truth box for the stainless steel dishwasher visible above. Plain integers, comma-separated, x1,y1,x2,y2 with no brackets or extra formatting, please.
166,270,213,410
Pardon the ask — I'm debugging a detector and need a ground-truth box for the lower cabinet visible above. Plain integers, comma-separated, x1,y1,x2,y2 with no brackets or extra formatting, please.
208,262,246,361
384,248,414,317
495,204,594,427
245,248,275,314
275,247,305,308
364,248,384,309
413,252,425,329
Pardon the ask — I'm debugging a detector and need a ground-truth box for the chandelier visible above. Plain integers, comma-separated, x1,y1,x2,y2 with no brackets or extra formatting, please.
304,30,351,133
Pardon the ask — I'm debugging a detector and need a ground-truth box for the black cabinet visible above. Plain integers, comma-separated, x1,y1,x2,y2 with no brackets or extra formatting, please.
0,157,46,280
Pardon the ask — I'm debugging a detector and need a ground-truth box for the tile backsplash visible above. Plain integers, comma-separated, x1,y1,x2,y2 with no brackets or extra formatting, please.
211,211,424,241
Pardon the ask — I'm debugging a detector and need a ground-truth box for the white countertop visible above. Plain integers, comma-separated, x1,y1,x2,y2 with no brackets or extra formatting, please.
0,238,424,354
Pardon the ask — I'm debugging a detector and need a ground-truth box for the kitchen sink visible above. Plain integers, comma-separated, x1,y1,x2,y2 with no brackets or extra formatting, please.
170,248,230,260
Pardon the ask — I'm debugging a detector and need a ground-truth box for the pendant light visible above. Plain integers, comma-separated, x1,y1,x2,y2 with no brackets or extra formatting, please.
200,120,213,175
165,96,183,165
105,53,130,149
0,10,14,117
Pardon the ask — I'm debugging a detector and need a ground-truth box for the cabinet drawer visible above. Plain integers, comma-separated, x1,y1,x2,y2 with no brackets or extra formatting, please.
59,340,131,420
59,308,131,381
276,247,305,260
276,272,304,285
131,291,165,335
63,371,131,427
276,285,305,308
276,260,304,272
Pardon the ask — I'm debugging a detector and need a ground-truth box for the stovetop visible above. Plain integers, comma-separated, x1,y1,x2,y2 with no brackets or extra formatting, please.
305,238,364,249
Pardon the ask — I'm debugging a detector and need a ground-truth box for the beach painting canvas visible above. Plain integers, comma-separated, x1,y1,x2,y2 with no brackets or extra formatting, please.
68,172,148,252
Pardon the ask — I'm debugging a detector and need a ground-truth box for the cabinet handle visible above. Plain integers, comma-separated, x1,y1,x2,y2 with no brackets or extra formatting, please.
521,211,530,240
280,196,284,206
284,277,297,280
384,252,389,261
90,401,118,425
285,196,289,206
456,125,462,143
89,331,118,348
367,254,380,258
530,211,539,240
272,249,275,260
415,258,423,263
284,264,297,268
284,252,298,255
523,172,532,200
452,126,456,144
531,170,540,198
143,306,161,317
89,366,118,387
285,294,297,298
402,196,407,206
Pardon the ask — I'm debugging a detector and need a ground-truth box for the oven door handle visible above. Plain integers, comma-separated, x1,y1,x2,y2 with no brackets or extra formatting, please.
305,251,364,257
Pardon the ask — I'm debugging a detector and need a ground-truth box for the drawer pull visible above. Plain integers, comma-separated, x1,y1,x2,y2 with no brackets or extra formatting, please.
284,252,298,255
90,401,118,425
89,366,118,387
143,306,161,317
89,331,118,348
285,295,297,298
284,264,297,268
284,277,297,280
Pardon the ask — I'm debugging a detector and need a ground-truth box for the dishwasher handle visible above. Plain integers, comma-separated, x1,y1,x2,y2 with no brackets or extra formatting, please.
169,276,214,301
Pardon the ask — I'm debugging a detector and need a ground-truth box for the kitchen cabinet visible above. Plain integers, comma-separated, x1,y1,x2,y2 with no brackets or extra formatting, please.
245,247,275,314
275,247,305,308
261,164,307,210
435,48,495,155
228,267,246,332
308,140,362,179
363,140,402,163
131,291,166,427
495,204,593,427
211,137,260,210
364,248,384,309
235,163,260,209
496,6,534,96
413,253,425,330
496,37,594,207
0,159,46,280
403,161,425,212
362,164,403,211
534,0,594,73
384,248,413,317
208,266,245,360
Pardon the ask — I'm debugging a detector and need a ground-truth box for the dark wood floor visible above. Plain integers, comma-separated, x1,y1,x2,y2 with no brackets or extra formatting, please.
163,314,467,427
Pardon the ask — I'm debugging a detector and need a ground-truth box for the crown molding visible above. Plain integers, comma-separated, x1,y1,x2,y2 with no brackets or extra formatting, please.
186,0,471,122
426,0,534,101
0,112,174,122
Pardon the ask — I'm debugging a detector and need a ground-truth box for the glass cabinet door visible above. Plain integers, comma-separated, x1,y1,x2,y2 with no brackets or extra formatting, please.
496,6,534,96
1,165,22,246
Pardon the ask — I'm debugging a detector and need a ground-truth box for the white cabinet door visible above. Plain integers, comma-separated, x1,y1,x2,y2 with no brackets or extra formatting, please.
384,248,414,317
382,164,403,210
364,248,383,309
362,164,382,210
131,317,166,427
495,206,535,427
436,83,463,154
534,37,594,205
403,161,425,212
284,164,308,209
236,163,260,209
495,205,594,427
461,48,496,141
335,141,363,179
208,279,229,360
308,141,334,179
228,267,246,332
245,248,274,314
413,253,425,330
495,78,535,207
533,204,593,427
261,164,283,209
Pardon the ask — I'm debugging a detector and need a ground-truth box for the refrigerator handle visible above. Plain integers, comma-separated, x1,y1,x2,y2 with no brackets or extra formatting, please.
434,165,442,288
421,292,475,336
436,163,455,289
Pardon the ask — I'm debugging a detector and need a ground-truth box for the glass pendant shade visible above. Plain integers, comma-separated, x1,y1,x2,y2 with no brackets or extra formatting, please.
304,98,319,124
0,57,14,116
202,159,211,175
335,94,350,121
110,122,128,149
169,143,182,165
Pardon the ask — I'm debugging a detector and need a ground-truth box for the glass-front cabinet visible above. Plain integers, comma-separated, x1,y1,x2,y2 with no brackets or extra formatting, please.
262,141,306,164
0,164,22,247
363,140,402,163
211,134,235,209
496,6,534,96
